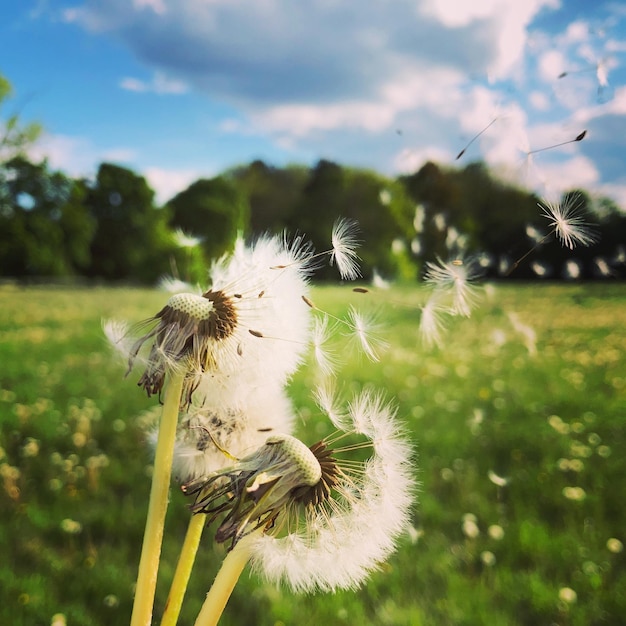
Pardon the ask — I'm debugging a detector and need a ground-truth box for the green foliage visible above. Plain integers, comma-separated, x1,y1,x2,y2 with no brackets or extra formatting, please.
229,160,309,235
84,163,175,283
0,284,624,625
166,175,249,262
0,74,42,162
0,157,95,277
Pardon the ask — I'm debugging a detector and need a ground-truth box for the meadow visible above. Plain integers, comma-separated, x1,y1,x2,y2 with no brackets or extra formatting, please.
0,281,624,626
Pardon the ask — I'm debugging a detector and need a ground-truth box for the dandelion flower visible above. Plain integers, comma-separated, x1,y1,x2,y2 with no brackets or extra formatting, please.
540,194,598,250
184,390,415,592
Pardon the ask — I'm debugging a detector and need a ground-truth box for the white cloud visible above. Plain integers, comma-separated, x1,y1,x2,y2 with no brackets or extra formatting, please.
393,146,453,173
144,166,207,204
30,133,97,177
120,71,188,94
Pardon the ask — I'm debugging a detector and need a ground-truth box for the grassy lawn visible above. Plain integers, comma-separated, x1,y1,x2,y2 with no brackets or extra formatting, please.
0,282,624,625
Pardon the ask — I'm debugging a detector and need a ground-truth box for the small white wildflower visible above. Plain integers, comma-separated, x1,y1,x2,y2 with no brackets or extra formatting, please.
480,551,496,567
488,524,505,541
462,518,480,539
330,218,361,280
562,486,586,501
607,538,623,554
540,194,598,250
487,470,509,487
558,587,577,604
593,257,613,277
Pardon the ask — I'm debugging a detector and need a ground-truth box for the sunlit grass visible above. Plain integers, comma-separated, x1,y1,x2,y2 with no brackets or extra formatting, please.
0,283,624,626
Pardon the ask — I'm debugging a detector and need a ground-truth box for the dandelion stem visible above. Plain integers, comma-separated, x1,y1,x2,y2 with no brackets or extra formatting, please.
193,534,257,626
160,513,207,626
131,370,185,626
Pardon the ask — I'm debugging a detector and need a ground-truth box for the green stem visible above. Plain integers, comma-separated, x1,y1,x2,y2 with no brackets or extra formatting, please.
160,513,207,626
193,535,257,626
131,371,185,626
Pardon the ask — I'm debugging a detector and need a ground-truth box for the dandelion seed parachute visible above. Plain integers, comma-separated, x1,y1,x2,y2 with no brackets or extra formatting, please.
539,195,598,250
424,256,480,317
330,218,362,281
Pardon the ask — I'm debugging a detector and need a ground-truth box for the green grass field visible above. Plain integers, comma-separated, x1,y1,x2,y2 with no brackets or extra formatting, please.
0,282,624,626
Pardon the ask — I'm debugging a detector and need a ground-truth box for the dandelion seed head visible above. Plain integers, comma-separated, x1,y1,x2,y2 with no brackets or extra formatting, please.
113,234,312,403
188,389,415,592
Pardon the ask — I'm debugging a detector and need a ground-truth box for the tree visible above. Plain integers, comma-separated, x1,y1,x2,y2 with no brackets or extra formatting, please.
229,160,308,235
0,157,95,277
84,163,173,283
166,175,248,261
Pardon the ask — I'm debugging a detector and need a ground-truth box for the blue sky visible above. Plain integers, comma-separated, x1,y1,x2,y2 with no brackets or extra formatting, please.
2,0,625,205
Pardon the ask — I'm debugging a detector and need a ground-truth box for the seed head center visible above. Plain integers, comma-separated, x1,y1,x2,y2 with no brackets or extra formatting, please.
267,435,322,486
167,293,215,321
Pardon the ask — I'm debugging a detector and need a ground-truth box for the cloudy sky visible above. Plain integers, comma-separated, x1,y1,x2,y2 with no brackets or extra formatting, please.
2,0,625,205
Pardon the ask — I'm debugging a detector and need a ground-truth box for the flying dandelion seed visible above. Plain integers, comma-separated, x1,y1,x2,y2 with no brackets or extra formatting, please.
424,256,481,317
527,130,587,155
184,389,415,592
330,218,362,280
539,194,598,250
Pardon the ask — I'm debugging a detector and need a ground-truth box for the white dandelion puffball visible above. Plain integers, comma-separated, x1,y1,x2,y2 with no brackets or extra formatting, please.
247,390,416,593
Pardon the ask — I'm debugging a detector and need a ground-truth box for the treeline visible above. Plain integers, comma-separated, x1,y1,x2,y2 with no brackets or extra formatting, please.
1,154,626,284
